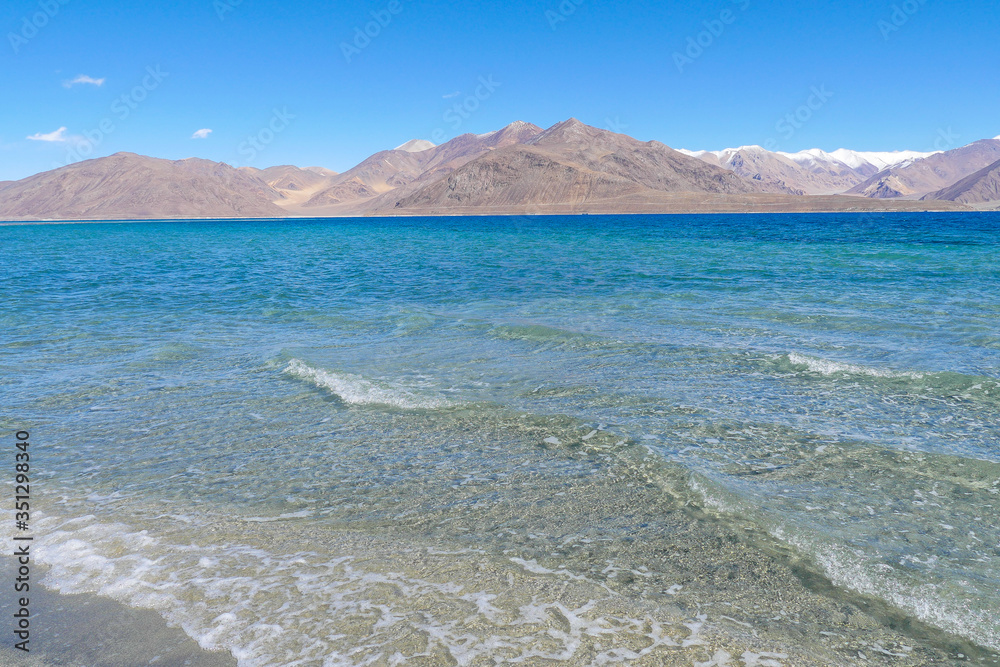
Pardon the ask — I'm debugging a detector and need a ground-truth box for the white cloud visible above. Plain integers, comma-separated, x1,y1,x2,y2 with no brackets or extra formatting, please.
442,91,461,99
64,75,105,88
27,127,69,142
191,128,213,139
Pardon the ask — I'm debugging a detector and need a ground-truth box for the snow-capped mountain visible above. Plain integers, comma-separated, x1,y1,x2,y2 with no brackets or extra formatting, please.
678,141,1000,198
394,139,437,153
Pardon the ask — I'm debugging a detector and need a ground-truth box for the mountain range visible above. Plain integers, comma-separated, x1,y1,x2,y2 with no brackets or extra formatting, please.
2,120,997,221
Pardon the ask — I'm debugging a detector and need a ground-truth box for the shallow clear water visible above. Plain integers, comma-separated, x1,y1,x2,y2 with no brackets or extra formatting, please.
3,213,1000,665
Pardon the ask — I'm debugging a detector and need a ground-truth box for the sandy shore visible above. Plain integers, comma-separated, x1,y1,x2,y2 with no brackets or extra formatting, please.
0,558,235,667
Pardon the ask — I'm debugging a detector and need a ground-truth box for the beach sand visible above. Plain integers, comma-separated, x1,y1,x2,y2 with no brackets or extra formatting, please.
0,558,235,667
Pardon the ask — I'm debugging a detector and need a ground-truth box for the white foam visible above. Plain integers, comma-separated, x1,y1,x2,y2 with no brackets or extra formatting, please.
740,652,789,666
771,526,999,652
785,352,925,379
285,359,452,409
686,478,1000,652
31,512,727,666
694,650,732,667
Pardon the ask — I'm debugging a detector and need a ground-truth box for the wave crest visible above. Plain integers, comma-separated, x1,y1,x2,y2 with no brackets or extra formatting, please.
784,352,925,379
285,359,452,410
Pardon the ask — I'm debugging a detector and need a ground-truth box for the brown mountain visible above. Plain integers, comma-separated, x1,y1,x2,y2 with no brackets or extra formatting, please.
847,139,1000,199
923,158,1000,205
254,165,337,192
301,121,543,211
528,119,759,194
686,147,805,195
243,164,340,213
0,121,978,221
0,153,286,220
299,179,379,207
364,119,767,213
303,166,338,177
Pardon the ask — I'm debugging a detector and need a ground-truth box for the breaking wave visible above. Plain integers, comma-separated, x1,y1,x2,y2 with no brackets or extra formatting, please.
285,359,453,410
783,352,925,379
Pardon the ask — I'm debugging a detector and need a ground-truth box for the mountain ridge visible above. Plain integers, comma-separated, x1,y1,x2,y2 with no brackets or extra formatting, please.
845,139,1000,199
2,120,994,221
923,158,1000,205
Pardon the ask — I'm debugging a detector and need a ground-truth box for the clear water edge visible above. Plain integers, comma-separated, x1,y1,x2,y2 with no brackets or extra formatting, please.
3,213,1000,665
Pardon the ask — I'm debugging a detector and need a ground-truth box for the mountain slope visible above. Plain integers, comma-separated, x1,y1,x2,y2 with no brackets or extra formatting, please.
300,121,543,210
254,165,337,192
824,148,937,174
0,153,286,220
245,164,340,212
364,119,768,213
524,119,761,194
681,146,812,194
923,158,1000,205
395,139,436,153
847,139,1000,199
0,122,982,220
378,145,646,210
680,146,941,195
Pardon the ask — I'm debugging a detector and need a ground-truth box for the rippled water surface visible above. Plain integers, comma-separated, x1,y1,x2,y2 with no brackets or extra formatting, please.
3,213,1000,666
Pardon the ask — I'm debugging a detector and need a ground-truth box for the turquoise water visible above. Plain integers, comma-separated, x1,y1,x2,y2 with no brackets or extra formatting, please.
3,213,1000,665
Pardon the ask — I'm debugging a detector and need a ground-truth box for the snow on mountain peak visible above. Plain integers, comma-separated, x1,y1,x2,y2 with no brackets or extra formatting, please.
837,149,939,171
394,139,436,153
477,121,538,139
678,146,767,161
679,142,946,177
773,148,938,172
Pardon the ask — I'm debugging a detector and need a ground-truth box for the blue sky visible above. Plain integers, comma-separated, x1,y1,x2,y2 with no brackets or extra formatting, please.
1,0,998,180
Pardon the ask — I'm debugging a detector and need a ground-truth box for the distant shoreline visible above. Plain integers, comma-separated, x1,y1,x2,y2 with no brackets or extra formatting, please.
3,203,996,226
